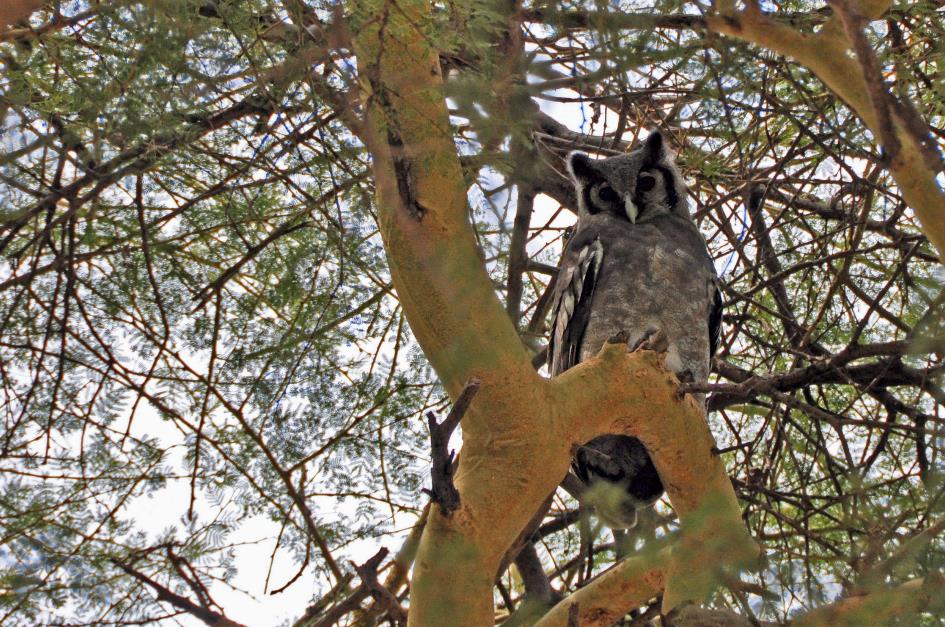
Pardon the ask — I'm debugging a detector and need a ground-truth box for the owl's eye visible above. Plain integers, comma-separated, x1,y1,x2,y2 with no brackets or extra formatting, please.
597,184,619,203
637,174,656,192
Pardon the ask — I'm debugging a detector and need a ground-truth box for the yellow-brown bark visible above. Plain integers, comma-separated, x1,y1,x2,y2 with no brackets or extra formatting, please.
533,548,669,627
793,576,945,626
0,0,43,31
352,1,755,624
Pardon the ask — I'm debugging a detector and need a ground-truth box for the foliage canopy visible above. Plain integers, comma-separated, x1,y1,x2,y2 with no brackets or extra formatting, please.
1,0,944,624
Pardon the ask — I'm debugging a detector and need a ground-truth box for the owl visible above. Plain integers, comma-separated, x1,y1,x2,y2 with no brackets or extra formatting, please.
548,131,722,528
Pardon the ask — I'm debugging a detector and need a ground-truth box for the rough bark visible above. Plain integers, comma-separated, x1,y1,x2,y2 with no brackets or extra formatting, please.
793,576,945,626
534,547,669,627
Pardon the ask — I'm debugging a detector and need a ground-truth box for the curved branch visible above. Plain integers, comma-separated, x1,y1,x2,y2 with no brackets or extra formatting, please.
534,546,668,627
352,2,756,624
793,575,945,626
706,3,945,259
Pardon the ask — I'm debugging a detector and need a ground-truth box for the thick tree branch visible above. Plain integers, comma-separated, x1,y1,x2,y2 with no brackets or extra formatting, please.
353,2,756,624
506,185,535,323
534,546,669,626
828,0,900,159
792,575,945,626
0,0,43,32
512,542,560,610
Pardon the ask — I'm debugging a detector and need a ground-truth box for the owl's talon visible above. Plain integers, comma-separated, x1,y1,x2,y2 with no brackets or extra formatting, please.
632,328,668,353
630,328,657,352
607,330,631,345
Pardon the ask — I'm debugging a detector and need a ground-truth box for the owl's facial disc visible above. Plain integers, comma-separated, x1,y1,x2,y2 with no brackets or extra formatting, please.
624,195,639,223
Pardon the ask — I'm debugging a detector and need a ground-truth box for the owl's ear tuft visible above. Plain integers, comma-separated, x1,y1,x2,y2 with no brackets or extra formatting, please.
567,151,596,182
642,130,665,166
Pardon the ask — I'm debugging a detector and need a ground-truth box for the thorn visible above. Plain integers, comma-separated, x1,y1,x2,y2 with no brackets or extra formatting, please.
675,370,695,401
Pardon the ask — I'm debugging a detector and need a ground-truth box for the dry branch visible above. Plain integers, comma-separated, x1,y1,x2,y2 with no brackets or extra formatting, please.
423,378,481,516
351,548,408,626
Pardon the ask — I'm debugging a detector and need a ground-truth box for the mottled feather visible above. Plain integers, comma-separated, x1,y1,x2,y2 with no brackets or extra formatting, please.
548,237,603,376
548,131,723,528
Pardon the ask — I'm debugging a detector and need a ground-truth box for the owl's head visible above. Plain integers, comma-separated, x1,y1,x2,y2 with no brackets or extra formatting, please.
567,131,689,223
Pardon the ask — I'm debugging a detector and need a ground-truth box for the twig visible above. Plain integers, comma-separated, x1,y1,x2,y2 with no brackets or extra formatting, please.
111,559,247,627
423,378,481,516
296,549,408,627
191,217,312,312
293,573,360,627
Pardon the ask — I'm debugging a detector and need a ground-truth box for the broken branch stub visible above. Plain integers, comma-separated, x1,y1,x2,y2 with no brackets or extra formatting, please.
423,378,481,516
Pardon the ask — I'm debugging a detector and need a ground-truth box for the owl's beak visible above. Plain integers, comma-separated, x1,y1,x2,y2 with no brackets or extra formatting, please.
624,195,639,224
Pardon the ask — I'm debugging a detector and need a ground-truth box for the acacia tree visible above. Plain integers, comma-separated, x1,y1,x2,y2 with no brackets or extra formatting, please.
1,1,944,625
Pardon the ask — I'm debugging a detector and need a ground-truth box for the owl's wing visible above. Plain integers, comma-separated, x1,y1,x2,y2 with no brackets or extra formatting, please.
548,237,604,376
708,281,723,358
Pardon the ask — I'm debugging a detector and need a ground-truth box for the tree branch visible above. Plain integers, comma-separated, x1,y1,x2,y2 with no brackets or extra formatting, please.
793,575,945,626
706,2,945,260
112,559,247,627
351,548,408,626
534,547,669,627
0,0,43,31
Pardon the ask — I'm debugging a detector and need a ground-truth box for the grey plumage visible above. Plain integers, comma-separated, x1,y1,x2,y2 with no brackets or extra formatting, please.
548,131,722,528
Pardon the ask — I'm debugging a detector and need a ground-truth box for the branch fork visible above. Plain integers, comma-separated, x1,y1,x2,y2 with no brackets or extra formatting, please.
423,378,481,516
351,548,408,626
